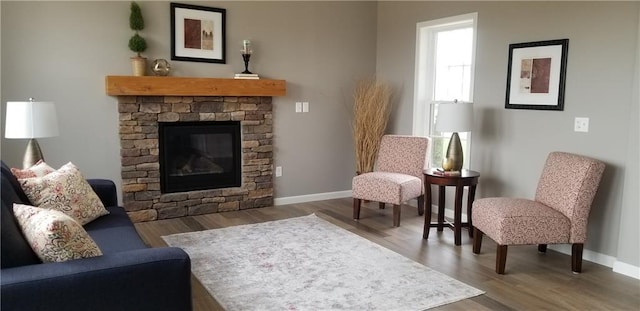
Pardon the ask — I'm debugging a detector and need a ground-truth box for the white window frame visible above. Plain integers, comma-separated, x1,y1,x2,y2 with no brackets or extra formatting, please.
412,13,478,168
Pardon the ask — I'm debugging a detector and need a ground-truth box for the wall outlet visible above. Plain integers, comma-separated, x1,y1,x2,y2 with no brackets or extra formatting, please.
574,117,589,132
295,102,302,113
275,166,282,177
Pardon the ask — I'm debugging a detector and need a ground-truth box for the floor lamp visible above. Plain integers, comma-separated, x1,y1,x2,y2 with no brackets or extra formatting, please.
435,100,473,172
5,99,59,169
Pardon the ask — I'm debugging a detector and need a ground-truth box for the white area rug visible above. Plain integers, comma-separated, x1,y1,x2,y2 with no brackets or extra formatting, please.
163,214,483,310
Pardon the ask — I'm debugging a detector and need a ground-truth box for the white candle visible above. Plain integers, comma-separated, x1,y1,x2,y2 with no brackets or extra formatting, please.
242,40,251,54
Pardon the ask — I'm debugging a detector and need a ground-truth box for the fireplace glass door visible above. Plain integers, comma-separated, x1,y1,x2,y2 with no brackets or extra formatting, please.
159,121,241,193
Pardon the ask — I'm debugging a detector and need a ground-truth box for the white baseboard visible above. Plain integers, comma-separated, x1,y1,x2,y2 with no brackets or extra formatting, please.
428,204,469,222
548,244,617,268
274,190,352,206
275,191,425,207
613,260,640,280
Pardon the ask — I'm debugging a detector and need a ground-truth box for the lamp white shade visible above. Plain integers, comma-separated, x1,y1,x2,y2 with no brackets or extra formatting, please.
435,101,474,133
5,101,59,139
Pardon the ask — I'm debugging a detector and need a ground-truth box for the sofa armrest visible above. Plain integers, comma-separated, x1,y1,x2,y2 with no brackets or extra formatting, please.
87,179,118,207
1,247,192,311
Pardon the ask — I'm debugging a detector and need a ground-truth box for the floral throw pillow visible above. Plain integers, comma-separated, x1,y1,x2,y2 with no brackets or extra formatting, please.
12,203,102,263
18,162,109,225
10,160,56,178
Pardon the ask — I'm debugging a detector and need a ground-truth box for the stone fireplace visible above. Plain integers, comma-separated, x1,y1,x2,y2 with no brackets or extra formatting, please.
106,76,286,222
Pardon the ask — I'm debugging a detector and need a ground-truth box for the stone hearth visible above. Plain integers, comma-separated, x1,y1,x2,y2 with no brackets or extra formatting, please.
117,95,274,222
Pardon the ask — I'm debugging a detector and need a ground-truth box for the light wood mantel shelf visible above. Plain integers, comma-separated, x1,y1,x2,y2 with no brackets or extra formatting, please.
105,76,286,97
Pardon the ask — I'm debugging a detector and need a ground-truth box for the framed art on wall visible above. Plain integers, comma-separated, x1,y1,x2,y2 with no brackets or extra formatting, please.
505,39,569,111
171,2,226,63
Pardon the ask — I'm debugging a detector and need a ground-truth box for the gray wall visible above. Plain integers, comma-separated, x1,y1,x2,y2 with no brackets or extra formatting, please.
1,1,377,200
616,6,640,270
2,1,638,272
376,1,639,269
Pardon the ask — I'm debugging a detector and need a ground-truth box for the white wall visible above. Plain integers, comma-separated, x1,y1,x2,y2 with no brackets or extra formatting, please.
376,1,639,275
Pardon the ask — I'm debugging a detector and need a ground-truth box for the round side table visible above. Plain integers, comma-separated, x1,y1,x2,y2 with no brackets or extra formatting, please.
423,168,480,246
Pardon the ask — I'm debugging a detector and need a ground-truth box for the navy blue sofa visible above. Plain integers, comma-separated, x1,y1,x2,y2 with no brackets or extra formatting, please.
1,161,192,311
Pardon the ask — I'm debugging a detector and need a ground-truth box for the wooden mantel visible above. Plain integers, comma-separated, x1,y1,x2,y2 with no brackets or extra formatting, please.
105,75,286,97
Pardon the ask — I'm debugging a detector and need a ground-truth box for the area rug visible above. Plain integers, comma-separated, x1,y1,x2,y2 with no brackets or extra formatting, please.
163,214,483,310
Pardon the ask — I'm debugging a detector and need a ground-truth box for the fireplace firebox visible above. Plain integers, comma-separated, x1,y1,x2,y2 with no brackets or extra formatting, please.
158,121,241,193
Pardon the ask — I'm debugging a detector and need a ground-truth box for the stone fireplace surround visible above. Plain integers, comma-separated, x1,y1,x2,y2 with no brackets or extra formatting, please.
106,76,286,222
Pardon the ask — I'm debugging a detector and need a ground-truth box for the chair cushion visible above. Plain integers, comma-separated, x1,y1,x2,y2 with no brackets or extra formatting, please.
352,172,422,205
534,152,605,243
84,206,148,254
375,135,428,181
472,197,571,245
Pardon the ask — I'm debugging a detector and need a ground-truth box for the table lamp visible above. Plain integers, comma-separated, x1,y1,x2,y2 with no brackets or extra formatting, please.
435,100,473,171
5,99,59,169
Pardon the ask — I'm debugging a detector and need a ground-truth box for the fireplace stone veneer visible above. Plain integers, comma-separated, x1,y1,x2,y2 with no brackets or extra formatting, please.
117,95,274,222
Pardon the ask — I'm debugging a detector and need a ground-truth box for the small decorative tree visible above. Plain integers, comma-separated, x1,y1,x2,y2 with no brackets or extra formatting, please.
128,2,147,56
128,2,147,76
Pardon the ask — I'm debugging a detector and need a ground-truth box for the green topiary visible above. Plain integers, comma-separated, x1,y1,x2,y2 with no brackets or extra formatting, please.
128,2,147,56
128,34,147,56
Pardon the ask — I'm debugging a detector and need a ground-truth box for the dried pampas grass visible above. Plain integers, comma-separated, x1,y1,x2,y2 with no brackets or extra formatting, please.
353,78,392,174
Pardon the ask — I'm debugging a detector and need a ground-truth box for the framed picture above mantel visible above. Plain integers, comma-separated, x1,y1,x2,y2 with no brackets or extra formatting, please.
505,39,569,111
170,2,226,64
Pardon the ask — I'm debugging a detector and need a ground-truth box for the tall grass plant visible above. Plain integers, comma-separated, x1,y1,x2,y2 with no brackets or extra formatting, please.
353,78,392,174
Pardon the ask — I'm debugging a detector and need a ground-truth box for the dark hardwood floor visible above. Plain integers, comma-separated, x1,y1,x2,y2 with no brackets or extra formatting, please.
134,198,640,310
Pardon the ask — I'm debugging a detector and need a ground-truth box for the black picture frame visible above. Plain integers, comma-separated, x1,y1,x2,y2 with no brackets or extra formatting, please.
170,2,226,64
505,39,569,111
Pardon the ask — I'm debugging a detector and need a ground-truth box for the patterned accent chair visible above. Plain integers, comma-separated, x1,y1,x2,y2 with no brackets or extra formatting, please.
352,135,429,227
472,152,605,274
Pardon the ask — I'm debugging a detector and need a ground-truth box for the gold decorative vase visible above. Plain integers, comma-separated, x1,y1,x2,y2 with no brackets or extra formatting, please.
131,56,147,76
444,132,464,171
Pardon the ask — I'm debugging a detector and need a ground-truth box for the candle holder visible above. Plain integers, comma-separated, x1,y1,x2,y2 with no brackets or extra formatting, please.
241,40,254,74
241,53,252,74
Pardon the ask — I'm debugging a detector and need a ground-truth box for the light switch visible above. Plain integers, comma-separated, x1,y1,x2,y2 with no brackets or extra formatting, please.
302,102,309,113
295,102,302,113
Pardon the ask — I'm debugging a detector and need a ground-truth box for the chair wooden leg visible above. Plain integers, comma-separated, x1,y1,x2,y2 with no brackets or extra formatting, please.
572,243,584,273
472,227,483,254
353,199,361,220
379,202,385,209
538,244,548,253
417,194,425,216
496,245,508,274
393,204,401,227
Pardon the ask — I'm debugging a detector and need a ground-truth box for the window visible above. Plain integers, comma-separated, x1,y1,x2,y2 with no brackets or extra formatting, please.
413,13,477,169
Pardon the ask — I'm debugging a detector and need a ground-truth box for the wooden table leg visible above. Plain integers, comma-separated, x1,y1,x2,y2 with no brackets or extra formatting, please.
454,185,463,246
437,186,445,232
423,183,432,239
467,184,477,238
